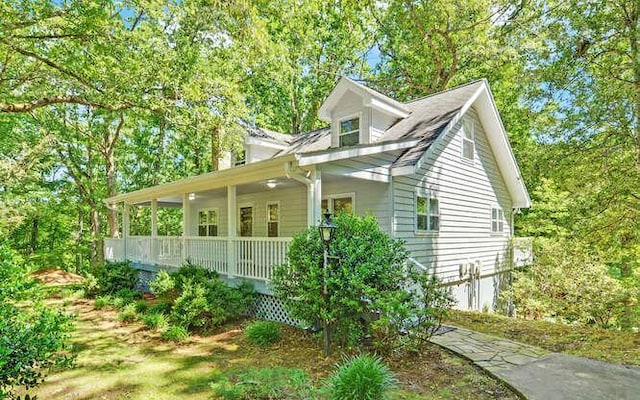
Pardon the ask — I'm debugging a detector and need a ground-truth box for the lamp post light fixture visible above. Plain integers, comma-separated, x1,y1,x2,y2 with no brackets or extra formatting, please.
318,210,336,357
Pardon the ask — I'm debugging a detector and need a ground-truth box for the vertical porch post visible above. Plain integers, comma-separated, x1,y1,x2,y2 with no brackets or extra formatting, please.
182,193,190,265
123,203,130,260
227,185,237,279
151,199,158,265
311,169,322,226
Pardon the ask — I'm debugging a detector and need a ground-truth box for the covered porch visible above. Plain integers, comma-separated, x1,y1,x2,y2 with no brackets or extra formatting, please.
103,156,328,283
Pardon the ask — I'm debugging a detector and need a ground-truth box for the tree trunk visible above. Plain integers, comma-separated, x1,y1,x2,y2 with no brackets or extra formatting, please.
30,215,38,254
75,208,84,272
89,206,102,267
211,125,221,171
105,149,119,238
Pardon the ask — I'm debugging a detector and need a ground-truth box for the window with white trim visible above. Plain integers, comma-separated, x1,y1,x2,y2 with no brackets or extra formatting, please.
462,119,475,160
198,209,218,236
491,206,505,233
266,201,279,237
321,193,354,215
416,193,439,232
339,117,360,147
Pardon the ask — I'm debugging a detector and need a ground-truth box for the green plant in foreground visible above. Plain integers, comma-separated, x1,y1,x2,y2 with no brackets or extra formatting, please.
211,367,317,399
143,312,169,331
245,320,282,347
94,295,111,310
117,304,138,323
134,300,148,314
162,325,189,342
327,355,396,400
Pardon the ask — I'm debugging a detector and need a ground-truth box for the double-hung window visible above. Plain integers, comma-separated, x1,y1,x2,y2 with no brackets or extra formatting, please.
266,201,279,237
491,206,505,233
198,209,219,236
416,193,439,232
462,119,475,160
339,117,360,147
321,193,354,215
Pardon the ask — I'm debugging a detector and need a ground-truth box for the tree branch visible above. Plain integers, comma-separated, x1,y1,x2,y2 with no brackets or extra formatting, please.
0,96,126,113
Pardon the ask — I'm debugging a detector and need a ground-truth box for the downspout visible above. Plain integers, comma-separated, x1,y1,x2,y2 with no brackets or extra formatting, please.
285,162,316,227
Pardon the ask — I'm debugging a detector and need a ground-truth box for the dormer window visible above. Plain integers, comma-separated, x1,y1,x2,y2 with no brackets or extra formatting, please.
233,149,246,166
339,116,360,147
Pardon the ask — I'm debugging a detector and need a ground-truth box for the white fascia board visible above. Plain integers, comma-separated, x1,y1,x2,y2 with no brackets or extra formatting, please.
245,136,288,150
106,155,296,205
321,164,390,183
296,139,420,167
390,165,417,176
367,97,410,119
476,87,531,209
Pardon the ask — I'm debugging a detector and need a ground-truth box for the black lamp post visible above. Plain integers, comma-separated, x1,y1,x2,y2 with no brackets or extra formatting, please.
318,210,336,357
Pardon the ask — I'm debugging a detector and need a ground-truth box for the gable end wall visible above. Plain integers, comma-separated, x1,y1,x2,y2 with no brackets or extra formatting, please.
393,108,513,284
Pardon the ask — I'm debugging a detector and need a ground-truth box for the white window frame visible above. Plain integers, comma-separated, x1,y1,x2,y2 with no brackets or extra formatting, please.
461,119,475,161
491,205,505,234
415,190,440,233
321,192,356,215
197,208,219,237
238,203,254,237
338,114,361,147
266,201,280,237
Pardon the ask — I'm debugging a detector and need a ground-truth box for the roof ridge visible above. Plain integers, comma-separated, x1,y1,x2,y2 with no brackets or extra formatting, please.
405,79,486,105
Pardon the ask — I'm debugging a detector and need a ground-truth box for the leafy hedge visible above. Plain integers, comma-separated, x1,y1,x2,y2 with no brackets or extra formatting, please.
149,264,256,332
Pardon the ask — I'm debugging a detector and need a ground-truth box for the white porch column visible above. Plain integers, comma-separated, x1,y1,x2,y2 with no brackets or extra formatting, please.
151,199,158,237
122,203,130,260
182,193,190,264
311,169,322,226
150,199,158,265
227,185,237,279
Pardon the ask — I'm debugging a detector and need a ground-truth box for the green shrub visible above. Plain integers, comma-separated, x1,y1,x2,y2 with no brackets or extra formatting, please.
0,245,74,398
134,300,148,314
143,312,169,331
150,264,257,332
149,270,175,300
245,321,282,347
148,301,172,315
211,367,318,399
82,273,100,297
94,295,111,310
272,213,451,352
114,288,142,303
162,325,189,342
94,261,138,295
117,304,138,323
504,238,634,328
327,355,396,400
111,296,128,310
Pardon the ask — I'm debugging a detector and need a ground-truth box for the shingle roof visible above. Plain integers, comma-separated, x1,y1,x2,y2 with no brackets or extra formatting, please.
246,80,484,163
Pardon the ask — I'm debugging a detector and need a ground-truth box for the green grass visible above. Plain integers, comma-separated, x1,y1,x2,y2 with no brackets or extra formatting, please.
30,292,518,400
447,310,640,366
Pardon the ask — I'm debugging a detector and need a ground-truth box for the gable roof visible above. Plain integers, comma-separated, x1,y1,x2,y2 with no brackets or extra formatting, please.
318,77,410,121
107,78,530,209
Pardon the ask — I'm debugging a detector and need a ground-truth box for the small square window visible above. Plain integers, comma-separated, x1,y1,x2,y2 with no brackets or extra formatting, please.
198,209,219,236
339,117,359,147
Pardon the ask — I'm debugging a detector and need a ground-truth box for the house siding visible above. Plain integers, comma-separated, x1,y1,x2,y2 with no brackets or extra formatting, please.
393,107,513,286
187,186,308,238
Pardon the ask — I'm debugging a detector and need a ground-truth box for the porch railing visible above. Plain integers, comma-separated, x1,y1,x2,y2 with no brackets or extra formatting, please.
104,236,291,281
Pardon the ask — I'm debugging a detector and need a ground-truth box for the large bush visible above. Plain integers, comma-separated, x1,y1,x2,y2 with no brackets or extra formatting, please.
0,245,73,399
271,213,452,349
90,260,138,295
149,264,257,332
505,238,635,328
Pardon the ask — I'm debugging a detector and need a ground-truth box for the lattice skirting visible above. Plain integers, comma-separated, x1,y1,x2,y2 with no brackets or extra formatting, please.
250,293,300,327
134,269,300,327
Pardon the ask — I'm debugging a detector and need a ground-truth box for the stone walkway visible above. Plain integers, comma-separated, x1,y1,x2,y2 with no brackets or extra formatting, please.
430,325,640,400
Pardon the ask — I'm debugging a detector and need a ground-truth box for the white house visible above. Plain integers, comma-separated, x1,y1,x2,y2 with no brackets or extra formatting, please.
104,77,531,313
